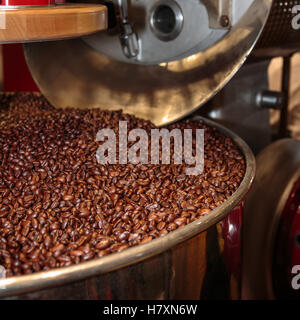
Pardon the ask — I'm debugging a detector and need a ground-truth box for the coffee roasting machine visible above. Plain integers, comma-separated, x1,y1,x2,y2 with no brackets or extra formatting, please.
0,0,299,300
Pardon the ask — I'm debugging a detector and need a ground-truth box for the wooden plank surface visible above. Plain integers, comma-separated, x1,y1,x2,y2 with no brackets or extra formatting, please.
0,4,107,43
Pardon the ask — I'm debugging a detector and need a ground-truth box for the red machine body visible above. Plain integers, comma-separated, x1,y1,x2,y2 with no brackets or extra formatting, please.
274,177,300,299
2,44,39,92
0,0,62,5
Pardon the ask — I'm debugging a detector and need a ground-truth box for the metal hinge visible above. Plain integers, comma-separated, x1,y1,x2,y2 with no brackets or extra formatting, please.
117,0,140,59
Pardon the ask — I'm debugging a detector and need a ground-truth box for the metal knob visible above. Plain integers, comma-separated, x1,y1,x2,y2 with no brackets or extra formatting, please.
256,90,284,110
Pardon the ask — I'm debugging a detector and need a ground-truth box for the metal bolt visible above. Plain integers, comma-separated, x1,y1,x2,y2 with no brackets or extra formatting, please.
220,15,230,28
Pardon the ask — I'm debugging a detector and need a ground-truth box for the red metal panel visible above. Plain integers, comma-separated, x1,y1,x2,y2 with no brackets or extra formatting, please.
2,44,40,92
222,203,243,279
274,177,300,299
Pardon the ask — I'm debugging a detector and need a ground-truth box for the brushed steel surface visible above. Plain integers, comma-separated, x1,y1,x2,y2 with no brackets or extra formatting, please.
82,0,254,65
242,139,300,299
204,59,272,155
0,117,255,298
24,0,272,126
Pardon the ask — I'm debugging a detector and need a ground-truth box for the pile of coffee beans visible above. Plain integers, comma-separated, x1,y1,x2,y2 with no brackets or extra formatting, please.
0,93,245,277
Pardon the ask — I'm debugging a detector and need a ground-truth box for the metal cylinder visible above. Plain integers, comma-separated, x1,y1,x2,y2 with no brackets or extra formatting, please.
149,0,184,42
256,90,284,110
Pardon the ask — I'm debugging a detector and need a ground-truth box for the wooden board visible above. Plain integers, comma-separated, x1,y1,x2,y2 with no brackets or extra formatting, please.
0,4,107,43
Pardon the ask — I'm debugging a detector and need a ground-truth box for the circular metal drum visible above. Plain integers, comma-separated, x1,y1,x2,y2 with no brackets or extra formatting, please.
24,0,272,126
242,139,300,300
0,117,255,299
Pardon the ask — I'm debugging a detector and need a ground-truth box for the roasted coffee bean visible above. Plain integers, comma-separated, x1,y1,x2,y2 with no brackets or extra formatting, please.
95,238,111,250
174,217,187,227
0,93,245,277
157,221,166,231
63,195,74,201
70,250,83,257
